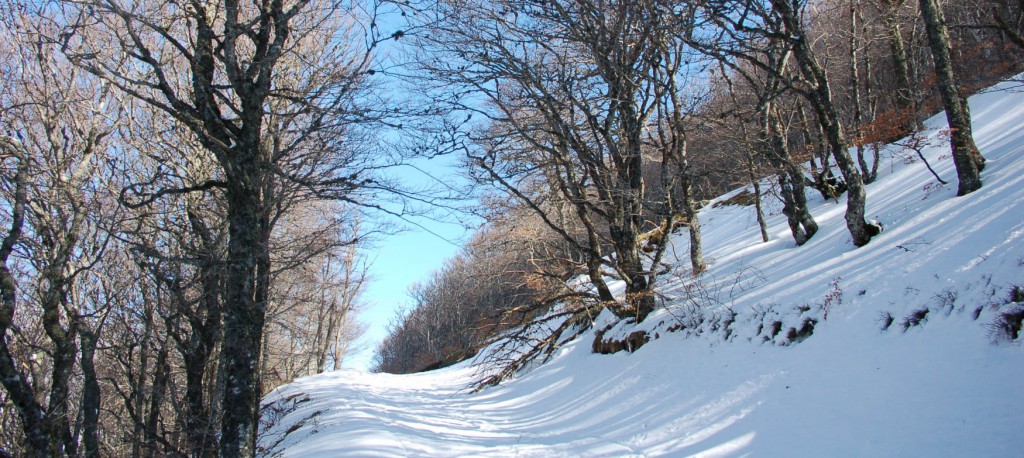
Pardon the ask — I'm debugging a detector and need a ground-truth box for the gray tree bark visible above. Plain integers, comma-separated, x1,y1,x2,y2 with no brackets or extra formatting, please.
0,141,51,457
71,1,343,453
772,0,881,246
763,107,819,246
918,0,986,195
79,329,102,458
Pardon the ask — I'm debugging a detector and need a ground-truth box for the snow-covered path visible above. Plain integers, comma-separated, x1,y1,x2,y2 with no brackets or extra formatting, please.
262,320,1023,457
259,77,1024,457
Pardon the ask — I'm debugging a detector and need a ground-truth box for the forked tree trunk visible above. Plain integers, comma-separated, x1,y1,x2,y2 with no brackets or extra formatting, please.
918,0,985,195
660,52,706,276
773,0,880,247
849,0,878,184
763,107,818,245
0,148,52,457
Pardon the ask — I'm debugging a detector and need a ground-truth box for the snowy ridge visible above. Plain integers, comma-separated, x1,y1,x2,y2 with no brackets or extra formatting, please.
257,77,1024,457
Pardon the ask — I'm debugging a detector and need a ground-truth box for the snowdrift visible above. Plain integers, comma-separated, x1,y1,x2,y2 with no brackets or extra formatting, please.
258,77,1024,457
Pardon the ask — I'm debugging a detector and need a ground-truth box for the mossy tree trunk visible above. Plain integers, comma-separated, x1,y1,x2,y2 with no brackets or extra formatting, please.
918,0,986,196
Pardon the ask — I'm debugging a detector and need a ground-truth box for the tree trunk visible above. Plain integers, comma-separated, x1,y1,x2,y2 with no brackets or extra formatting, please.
773,0,880,247
143,345,170,457
79,329,102,458
660,50,705,276
218,179,270,457
863,39,881,182
184,350,216,457
994,10,1024,50
745,152,770,243
850,0,877,184
0,148,52,457
681,178,705,275
131,315,151,458
883,0,918,132
182,330,219,457
40,260,80,457
612,215,654,321
918,0,985,195
763,107,818,245
621,104,655,321
181,210,222,457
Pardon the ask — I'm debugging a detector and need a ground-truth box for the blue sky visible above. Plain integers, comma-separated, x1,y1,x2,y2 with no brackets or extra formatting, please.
344,155,478,371
340,4,484,371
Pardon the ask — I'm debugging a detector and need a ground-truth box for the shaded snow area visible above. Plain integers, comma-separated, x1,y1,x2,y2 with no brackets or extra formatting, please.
258,77,1024,457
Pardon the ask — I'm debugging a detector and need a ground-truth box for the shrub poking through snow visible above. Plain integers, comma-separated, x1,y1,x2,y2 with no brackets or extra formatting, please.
785,318,818,344
989,305,1024,342
933,288,959,315
878,311,895,331
986,285,1024,342
258,392,319,455
1009,285,1024,304
767,321,783,341
821,277,843,321
900,308,931,331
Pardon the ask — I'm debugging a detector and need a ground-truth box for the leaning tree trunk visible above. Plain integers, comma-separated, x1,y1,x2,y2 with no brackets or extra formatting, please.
763,106,819,245
678,157,706,275
802,77,879,246
747,39,818,247
994,10,1024,50
918,0,985,196
773,0,880,247
745,150,770,243
0,146,52,457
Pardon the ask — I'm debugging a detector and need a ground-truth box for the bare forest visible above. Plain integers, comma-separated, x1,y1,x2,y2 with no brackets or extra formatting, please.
372,0,1022,381
0,0,1020,456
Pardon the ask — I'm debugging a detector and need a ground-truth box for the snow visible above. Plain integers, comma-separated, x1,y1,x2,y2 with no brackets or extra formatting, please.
258,76,1024,457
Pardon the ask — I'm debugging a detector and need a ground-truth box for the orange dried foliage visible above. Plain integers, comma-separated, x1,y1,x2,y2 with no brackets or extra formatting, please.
859,106,917,146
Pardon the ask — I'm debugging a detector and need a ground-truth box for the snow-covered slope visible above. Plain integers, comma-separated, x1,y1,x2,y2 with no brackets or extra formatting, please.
258,77,1024,457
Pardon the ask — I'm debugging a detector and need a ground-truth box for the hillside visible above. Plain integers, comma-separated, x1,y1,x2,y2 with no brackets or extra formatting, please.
257,77,1024,457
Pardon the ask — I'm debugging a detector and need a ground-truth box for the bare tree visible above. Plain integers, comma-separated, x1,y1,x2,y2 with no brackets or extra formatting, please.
0,6,118,454
372,211,569,375
649,17,709,275
695,0,880,246
992,2,1024,50
65,0,389,453
417,0,706,325
770,0,881,246
261,205,369,389
876,0,919,130
691,6,820,246
917,0,986,195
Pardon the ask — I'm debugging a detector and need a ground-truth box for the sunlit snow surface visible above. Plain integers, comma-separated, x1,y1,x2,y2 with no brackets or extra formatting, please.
259,77,1024,457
